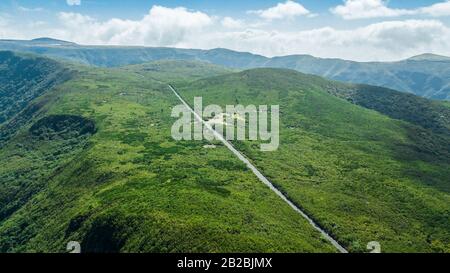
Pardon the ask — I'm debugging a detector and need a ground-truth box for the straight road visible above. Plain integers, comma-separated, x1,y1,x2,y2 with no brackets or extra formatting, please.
169,84,348,253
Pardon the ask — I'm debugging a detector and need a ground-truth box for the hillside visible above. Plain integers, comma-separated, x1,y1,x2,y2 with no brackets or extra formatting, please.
0,51,73,126
314,77,450,136
0,57,336,253
265,55,450,100
1,39,449,100
120,60,235,84
177,68,450,252
1,54,448,253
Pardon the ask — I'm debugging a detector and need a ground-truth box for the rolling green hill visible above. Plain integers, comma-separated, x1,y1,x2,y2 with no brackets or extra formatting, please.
0,51,73,126
0,53,448,253
265,54,450,100
1,39,449,100
177,68,450,252
300,74,450,136
120,60,235,84
0,55,336,253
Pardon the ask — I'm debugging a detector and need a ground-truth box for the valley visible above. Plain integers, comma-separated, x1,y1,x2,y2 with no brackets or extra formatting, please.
0,53,338,253
176,68,450,252
0,51,448,253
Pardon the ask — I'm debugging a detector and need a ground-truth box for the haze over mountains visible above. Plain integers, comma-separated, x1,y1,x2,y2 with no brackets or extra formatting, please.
0,38,449,100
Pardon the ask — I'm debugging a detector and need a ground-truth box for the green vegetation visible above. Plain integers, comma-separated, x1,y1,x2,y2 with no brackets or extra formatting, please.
0,51,448,253
178,68,450,253
0,51,73,125
0,58,335,253
318,79,450,136
1,39,449,100
266,54,450,100
120,60,235,84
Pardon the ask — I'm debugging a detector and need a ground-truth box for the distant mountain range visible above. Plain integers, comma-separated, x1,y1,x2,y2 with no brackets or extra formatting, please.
0,38,449,100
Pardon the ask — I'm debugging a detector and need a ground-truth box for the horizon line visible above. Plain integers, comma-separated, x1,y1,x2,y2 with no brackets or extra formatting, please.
1,36,450,63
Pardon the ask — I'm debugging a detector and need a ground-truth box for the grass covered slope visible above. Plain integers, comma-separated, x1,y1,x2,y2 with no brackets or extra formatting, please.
177,68,450,253
0,51,73,125
0,62,336,252
120,60,235,84
319,82,450,136
265,54,450,100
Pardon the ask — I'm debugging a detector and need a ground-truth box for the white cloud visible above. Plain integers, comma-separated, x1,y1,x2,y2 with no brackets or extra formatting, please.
66,0,81,6
331,0,414,19
2,5,450,61
332,0,450,20
18,6,44,12
249,1,312,20
44,11,450,61
28,21,47,28
56,6,213,46
221,17,245,29
419,1,450,17
193,19,450,61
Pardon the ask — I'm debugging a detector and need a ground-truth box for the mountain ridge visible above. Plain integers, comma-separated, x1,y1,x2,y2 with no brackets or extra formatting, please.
5,37,449,62
177,67,450,252
407,53,450,62
1,38,449,100
0,53,448,252
0,54,340,253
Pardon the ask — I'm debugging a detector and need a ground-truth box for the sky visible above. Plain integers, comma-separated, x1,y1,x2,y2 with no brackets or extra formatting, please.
1,0,450,61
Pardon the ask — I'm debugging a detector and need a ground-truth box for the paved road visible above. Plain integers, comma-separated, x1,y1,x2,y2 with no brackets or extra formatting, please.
168,84,348,253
